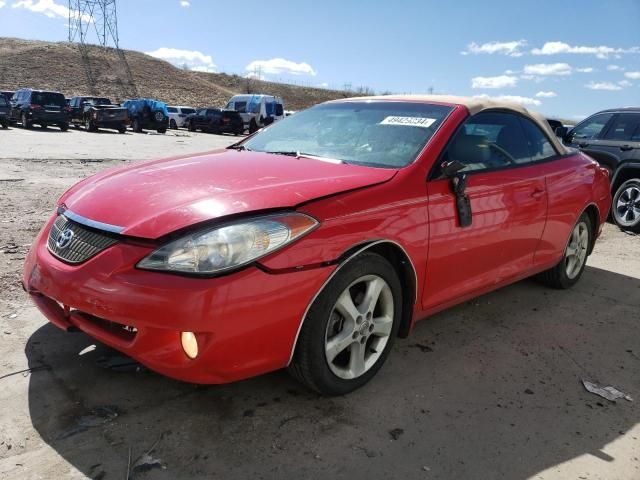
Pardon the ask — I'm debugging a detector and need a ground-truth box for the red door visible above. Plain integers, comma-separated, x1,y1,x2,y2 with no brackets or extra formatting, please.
423,168,547,309
421,111,551,311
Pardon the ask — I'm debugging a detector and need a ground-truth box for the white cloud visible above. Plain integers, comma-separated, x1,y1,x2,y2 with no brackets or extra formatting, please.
474,94,541,107
146,47,216,73
316,82,329,88
619,80,632,87
524,63,572,76
535,91,557,98
606,65,623,71
179,0,190,6
0,1,6,8
576,67,594,73
531,41,640,59
624,71,640,79
245,58,316,77
471,75,518,89
12,0,73,18
245,71,265,80
585,81,622,91
462,40,526,57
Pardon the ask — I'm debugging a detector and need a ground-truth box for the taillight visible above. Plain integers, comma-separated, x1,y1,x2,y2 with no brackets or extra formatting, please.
30,104,42,110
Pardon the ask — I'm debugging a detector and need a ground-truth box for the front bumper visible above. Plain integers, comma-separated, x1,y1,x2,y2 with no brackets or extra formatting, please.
23,215,334,384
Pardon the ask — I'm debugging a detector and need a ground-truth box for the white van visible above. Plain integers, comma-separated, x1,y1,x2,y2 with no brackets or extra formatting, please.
225,94,284,133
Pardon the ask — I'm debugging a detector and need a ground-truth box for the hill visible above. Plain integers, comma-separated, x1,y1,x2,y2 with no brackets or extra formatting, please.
0,37,348,110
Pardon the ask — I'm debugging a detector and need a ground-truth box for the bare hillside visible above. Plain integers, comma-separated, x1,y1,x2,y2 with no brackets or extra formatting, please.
0,37,348,109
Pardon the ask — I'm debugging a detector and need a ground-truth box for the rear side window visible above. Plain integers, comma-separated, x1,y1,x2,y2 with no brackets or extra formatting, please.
181,108,195,114
444,112,531,172
571,113,614,140
32,92,65,106
603,114,640,141
519,117,557,161
167,107,177,113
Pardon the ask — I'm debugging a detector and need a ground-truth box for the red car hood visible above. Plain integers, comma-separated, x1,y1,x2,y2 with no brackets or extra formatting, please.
59,150,397,238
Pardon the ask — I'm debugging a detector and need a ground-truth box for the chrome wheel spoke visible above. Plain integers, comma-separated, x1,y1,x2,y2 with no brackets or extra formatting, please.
348,342,366,378
565,220,589,279
335,290,360,323
371,315,393,337
565,244,578,258
361,277,384,314
326,331,355,362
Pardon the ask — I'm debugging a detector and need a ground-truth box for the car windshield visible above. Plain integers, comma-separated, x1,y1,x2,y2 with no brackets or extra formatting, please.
86,97,111,105
32,92,65,106
242,102,453,168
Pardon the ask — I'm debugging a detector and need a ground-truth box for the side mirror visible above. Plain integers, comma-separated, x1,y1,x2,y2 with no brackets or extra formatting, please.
441,159,466,178
554,126,568,138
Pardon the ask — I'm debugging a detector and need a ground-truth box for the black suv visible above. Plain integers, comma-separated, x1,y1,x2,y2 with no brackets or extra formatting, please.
559,108,640,232
10,89,69,131
68,96,128,133
0,95,10,129
186,108,244,135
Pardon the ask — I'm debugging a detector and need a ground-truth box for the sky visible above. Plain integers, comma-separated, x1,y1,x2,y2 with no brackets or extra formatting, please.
0,0,639,119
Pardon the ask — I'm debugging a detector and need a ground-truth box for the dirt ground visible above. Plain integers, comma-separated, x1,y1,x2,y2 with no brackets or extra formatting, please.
0,126,638,480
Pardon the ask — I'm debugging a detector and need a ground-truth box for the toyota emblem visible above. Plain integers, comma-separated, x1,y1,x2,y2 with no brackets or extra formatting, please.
56,229,74,249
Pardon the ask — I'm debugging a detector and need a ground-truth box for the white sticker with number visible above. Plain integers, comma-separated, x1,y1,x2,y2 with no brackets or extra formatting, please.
379,116,436,128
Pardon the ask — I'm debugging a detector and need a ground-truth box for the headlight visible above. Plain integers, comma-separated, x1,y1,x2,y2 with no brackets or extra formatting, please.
137,212,318,275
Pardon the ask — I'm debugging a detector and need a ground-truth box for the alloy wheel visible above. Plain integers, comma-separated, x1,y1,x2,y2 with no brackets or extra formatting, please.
565,221,589,279
324,274,394,379
614,185,640,227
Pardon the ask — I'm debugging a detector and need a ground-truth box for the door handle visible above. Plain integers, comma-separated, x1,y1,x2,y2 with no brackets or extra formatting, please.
620,145,634,151
531,188,545,199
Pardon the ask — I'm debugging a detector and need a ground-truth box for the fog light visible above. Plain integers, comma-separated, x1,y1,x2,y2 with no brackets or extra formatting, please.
181,331,198,359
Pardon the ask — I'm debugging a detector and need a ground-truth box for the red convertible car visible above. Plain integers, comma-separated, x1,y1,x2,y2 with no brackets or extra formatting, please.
23,96,611,395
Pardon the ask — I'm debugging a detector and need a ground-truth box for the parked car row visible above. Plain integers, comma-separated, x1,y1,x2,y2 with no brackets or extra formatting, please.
1,88,286,136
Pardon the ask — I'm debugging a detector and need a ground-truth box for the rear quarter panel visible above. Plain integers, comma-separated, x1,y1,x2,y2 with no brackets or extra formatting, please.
534,152,609,267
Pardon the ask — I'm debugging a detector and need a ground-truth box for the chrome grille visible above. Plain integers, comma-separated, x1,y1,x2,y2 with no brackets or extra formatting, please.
47,214,118,264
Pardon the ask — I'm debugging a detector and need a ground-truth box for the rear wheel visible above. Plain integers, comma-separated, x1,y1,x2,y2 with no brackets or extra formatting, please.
170,119,177,129
39,124,47,129
118,126,126,134
132,118,142,133
539,213,592,289
188,122,195,132
157,128,166,134
289,252,401,395
59,123,69,132
612,179,640,232
249,118,258,134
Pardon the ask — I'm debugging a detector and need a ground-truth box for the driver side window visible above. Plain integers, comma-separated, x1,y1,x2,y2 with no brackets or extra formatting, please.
444,112,530,173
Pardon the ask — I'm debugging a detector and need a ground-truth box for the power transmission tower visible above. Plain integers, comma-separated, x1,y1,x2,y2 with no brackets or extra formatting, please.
67,0,137,98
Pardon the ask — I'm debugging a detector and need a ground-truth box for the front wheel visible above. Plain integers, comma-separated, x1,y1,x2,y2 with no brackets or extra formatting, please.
538,213,592,289
169,119,177,130
289,252,401,395
118,126,126,134
21,112,32,129
59,123,68,132
157,128,166,134
612,179,640,232
132,118,142,133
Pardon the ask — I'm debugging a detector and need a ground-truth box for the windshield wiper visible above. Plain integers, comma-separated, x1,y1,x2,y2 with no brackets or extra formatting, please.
265,151,343,164
227,144,249,151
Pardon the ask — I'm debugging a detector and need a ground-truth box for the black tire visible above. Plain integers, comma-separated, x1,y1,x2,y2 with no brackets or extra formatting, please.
612,178,640,233
132,118,142,133
170,119,177,130
59,123,69,132
249,118,258,134
538,212,592,289
288,252,402,395
157,128,166,134
188,122,195,132
118,126,126,134
39,124,47,129
1,122,8,129
21,112,32,129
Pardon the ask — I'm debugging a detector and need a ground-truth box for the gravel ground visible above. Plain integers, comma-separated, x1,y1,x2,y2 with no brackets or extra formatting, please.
0,126,638,480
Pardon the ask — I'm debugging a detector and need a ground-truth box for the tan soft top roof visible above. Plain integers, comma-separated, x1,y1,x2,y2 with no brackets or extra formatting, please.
336,94,568,154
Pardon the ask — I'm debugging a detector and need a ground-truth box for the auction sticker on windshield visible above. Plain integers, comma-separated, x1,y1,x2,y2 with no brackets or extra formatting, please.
379,116,436,128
